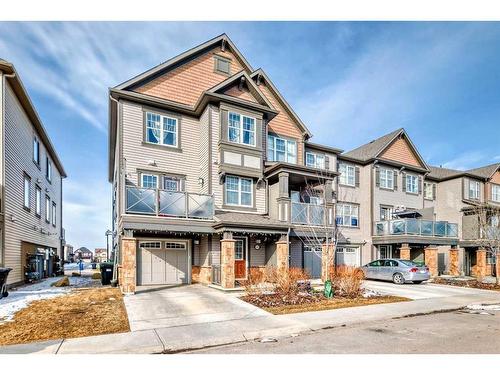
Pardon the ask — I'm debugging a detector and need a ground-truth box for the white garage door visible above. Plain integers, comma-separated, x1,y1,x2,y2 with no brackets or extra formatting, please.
138,241,189,285
336,246,360,267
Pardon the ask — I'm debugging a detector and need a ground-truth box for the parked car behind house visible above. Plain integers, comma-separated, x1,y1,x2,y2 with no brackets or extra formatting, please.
361,259,430,284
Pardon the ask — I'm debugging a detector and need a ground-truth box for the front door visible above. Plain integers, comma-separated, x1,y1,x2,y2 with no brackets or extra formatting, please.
379,245,392,259
234,238,247,279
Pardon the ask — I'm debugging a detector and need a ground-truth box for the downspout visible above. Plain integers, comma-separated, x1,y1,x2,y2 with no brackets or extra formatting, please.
109,94,120,284
1,71,16,268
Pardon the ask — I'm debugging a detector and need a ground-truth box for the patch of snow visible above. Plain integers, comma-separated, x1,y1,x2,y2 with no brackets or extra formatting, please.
363,289,381,298
466,304,500,311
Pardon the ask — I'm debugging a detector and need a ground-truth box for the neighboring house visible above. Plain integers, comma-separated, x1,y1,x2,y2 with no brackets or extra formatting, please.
109,34,340,293
94,248,108,263
74,247,93,263
64,243,74,262
0,60,66,285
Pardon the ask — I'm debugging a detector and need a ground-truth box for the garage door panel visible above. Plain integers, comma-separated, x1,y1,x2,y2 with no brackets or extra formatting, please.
336,247,360,267
138,241,188,286
151,249,166,284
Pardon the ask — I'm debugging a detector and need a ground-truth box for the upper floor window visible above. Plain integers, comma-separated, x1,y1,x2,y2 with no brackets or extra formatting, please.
469,180,480,200
145,112,178,147
379,168,394,189
267,134,296,164
46,157,52,182
52,202,57,226
33,137,40,165
141,174,158,189
164,176,180,191
380,205,393,221
45,195,51,223
225,175,252,207
339,163,355,186
214,55,231,75
23,173,31,210
228,112,255,146
35,185,41,217
491,184,500,202
405,174,418,194
336,203,359,227
424,182,436,200
305,152,325,169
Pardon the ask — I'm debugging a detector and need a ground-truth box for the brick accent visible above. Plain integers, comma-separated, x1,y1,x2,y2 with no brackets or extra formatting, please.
120,237,137,294
275,239,289,276
220,239,235,289
192,266,211,284
424,247,438,277
473,249,487,279
400,245,411,260
449,248,460,276
321,243,335,282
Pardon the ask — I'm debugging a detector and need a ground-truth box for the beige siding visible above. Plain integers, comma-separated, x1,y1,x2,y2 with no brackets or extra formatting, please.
434,178,467,238
3,82,63,284
198,106,211,195
249,236,265,266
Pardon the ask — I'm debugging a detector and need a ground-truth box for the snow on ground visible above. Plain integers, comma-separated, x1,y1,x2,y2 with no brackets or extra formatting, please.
0,275,97,323
466,304,500,311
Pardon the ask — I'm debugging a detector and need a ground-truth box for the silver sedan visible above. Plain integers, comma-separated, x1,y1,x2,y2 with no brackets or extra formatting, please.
361,259,430,284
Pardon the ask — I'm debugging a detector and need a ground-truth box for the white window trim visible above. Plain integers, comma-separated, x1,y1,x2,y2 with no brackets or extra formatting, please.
406,174,418,194
228,112,256,147
145,111,179,148
52,202,57,226
339,163,355,187
224,175,253,207
469,180,480,200
267,134,297,164
23,174,31,209
35,185,41,216
379,168,394,190
46,158,52,183
492,184,500,202
305,152,325,169
424,182,435,200
336,203,359,228
33,137,40,165
45,195,51,223
140,173,159,189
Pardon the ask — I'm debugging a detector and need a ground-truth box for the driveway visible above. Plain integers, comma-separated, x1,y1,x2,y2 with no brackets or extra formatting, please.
124,284,272,331
364,280,499,300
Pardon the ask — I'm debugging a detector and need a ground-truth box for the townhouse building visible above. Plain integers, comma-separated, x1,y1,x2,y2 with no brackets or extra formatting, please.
108,34,497,293
0,60,66,285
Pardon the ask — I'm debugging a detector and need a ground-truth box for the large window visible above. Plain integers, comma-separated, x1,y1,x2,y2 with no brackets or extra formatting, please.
380,206,393,221
379,168,394,189
424,182,436,200
52,202,57,226
339,163,355,186
491,184,500,202
46,157,52,182
305,152,325,169
35,186,41,217
145,112,178,147
228,112,255,146
469,180,480,200
225,175,252,207
33,137,40,165
45,195,51,222
141,174,158,189
267,134,297,163
23,174,31,210
406,174,418,194
163,176,180,191
336,203,359,227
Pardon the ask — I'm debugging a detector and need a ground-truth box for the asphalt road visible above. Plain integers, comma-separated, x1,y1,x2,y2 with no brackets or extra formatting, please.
190,307,500,354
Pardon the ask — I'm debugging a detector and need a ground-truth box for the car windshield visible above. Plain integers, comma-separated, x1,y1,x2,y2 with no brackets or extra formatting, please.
399,260,420,267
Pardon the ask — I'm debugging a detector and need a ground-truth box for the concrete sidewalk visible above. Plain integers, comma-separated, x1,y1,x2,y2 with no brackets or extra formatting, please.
2,289,499,354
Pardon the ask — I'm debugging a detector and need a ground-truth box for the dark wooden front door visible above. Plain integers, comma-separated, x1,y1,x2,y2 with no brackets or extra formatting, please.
234,238,246,279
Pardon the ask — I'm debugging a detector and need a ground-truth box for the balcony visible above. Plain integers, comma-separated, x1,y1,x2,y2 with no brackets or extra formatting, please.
291,202,326,226
125,186,214,220
374,219,458,238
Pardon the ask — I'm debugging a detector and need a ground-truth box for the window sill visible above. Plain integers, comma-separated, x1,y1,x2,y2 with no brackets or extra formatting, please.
337,225,360,229
23,206,31,213
339,183,356,188
405,191,419,196
142,141,182,153
221,204,257,212
33,161,41,171
379,186,395,192
424,198,435,201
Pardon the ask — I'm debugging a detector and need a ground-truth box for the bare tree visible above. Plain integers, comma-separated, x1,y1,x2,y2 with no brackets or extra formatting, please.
474,205,500,284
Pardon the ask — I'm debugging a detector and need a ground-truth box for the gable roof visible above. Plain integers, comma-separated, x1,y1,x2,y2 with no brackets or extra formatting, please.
341,128,429,171
0,60,67,178
427,166,463,180
426,163,500,182
250,68,312,139
115,34,253,91
466,163,500,179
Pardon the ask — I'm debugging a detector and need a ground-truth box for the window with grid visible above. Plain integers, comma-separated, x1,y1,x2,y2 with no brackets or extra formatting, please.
145,112,178,147
339,163,355,186
406,174,418,193
306,152,325,169
336,203,359,227
141,174,158,189
379,168,394,189
492,184,500,202
469,180,480,199
163,177,180,191
235,239,244,260
225,175,252,207
228,112,255,146
267,134,296,163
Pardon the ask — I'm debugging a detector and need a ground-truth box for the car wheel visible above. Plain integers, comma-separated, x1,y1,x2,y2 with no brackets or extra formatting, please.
413,281,423,284
392,273,405,284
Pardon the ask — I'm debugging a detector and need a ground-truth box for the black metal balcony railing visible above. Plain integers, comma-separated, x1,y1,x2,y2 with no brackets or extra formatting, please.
291,202,325,226
126,186,214,219
374,219,459,238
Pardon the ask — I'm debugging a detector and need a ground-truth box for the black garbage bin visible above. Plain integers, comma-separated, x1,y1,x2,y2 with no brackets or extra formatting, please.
0,268,13,299
100,262,114,285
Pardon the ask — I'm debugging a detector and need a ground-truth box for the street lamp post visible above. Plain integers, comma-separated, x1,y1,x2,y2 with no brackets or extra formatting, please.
105,230,112,262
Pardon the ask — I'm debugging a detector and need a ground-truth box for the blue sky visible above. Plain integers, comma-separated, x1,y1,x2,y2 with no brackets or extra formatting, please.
0,22,499,250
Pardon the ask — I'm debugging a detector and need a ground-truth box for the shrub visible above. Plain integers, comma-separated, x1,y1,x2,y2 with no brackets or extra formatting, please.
331,266,364,298
51,276,70,287
71,272,81,277
91,272,101,280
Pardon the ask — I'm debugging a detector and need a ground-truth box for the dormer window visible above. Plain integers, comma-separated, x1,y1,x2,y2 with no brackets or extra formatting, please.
214,55,231,75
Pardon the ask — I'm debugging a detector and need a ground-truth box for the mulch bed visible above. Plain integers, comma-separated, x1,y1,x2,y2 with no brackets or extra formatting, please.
241,293,410,315
432,278,500,291
0,288,130,346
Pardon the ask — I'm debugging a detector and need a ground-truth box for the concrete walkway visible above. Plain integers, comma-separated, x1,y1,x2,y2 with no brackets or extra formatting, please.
1,284,500,354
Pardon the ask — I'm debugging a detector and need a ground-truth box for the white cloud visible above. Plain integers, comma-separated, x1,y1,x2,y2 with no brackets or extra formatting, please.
441,151,489,171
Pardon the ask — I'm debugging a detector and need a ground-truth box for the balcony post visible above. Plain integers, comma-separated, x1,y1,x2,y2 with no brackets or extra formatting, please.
275,234,289,277
156,189,159,216
185,191,189,218
220,232,236,289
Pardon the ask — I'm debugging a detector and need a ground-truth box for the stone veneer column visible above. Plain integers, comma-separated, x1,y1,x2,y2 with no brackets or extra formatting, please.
424,247,438,277
475,249,487,279
448,248,460,276
400,244,411,260
275,236,289,276
321,243,335,282
120,236,137,294
220,235,235,289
